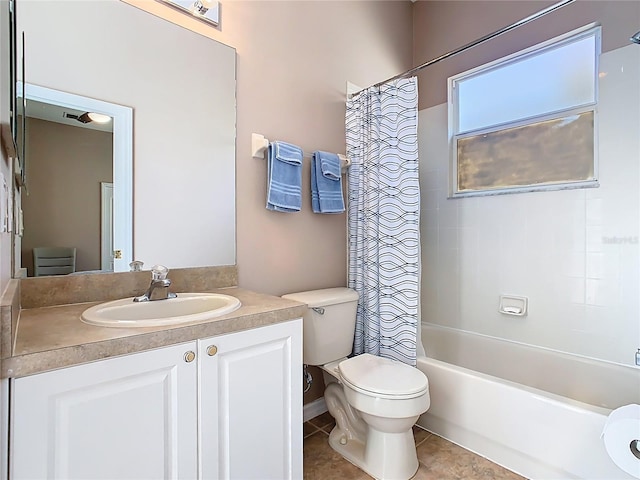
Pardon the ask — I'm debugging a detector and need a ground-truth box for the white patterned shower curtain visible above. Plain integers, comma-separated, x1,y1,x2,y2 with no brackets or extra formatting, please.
346,77,420,366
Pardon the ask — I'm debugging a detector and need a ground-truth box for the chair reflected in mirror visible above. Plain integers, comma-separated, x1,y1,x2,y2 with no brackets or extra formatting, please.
33,247,77,277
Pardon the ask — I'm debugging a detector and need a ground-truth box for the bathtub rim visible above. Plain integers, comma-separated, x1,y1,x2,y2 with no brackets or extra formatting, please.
421,321,640,373
416,354,612,417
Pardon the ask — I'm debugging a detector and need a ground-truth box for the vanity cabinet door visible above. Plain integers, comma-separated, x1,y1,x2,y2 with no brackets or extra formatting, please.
199,319,303,480
10,342,198,480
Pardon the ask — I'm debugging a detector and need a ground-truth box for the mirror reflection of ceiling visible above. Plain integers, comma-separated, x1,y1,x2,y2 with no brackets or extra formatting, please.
23,100,113,133
16,0,237,275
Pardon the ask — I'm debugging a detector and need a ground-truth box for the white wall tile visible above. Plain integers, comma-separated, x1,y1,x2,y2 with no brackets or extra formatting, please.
418,45,640,367
562,251,585,277
566,276,586,305
422,170,440,192
438,227,458,250
586,253,604,279
586,197,603,226
586,225,604,253
421,189,439,213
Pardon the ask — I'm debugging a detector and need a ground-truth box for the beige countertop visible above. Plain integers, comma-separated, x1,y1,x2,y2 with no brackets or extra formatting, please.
2,287,307,379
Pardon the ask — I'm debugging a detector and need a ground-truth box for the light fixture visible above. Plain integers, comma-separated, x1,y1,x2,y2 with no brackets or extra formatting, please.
157,0,220,27
65,112,112,124
189,0,212,15
84,112,112,124
631,31,640,45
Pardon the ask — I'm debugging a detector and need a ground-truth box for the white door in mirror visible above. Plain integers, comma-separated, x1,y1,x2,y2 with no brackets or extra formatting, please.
81,293,241,327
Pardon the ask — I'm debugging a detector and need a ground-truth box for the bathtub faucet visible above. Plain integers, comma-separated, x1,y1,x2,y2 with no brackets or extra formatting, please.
133,265,177,302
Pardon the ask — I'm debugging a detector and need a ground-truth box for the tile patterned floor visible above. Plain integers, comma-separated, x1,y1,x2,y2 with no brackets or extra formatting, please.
303,412,526,480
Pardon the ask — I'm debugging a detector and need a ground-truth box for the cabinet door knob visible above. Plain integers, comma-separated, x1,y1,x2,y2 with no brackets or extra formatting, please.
207,345,218,356
184,351,196,363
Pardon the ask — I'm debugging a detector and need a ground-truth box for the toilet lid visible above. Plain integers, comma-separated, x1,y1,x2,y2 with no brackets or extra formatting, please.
338,353,428,399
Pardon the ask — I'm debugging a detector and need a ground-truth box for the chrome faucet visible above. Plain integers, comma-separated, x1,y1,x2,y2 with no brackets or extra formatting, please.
133,265,178,302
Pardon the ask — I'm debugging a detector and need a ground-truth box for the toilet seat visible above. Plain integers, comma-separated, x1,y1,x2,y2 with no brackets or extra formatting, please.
338,353,428,400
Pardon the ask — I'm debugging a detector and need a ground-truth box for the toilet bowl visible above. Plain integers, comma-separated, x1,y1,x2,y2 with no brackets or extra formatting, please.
282,288,430,480
325,353,430,479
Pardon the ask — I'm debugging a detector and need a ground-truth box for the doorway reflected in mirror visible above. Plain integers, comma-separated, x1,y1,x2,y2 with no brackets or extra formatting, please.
16,84,133,277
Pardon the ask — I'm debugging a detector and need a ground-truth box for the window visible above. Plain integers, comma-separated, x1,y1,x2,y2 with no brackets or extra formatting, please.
449,24,601,197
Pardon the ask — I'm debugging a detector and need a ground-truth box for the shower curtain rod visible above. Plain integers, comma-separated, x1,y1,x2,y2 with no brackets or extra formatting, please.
353,0,575,96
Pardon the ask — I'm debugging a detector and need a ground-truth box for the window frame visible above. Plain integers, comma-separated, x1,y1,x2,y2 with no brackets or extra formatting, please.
448,23,602,198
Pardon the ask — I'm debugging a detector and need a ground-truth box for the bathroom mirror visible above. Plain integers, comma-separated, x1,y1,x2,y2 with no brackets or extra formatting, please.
13,0,236,277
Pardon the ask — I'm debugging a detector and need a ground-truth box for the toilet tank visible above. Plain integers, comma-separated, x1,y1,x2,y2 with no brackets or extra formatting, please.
282,287,359,366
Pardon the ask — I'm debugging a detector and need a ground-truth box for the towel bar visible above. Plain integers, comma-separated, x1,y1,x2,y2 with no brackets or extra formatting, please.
251,133,351,171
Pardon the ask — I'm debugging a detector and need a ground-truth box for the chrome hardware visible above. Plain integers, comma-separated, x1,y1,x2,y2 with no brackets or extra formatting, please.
129,260,144,272
312,307,325,315
631,439,640,460
133,264,178,302
206,345,218,356
184,351,196,363
303,364,312,393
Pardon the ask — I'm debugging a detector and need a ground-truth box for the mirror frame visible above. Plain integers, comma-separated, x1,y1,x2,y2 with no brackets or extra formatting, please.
17,83,133,272
8,0,19,159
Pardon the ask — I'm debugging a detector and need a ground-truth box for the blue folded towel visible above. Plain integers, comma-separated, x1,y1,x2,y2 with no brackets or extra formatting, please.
311,151,345,214
267,141,303,212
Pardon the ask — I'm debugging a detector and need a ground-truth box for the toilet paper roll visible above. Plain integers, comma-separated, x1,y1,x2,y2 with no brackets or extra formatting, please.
602,404,640,479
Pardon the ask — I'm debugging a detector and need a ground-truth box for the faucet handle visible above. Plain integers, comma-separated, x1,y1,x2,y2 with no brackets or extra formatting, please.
129,260,144,272
151,264,170,281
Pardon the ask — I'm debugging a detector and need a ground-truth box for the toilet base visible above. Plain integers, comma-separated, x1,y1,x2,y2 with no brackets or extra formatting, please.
328,425,419,480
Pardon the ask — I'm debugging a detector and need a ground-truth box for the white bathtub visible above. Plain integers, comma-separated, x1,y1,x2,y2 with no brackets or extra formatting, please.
416,323,640,480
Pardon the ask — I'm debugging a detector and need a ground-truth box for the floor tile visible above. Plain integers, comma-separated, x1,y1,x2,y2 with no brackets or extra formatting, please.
303,431,371,480
303,421,527,480
308,411,335,431
413,424,431,446
414,434,526,480
304,421,319,438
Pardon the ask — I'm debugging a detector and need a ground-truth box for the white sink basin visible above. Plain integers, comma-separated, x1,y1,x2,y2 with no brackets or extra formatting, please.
81,293,241,328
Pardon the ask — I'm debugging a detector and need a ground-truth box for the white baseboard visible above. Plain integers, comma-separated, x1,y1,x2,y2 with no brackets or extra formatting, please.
303,397,328,422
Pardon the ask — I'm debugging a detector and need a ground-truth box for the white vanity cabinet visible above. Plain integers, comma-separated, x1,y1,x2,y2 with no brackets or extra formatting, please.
9,319,302,480
199,319,303,480
10,341,200,479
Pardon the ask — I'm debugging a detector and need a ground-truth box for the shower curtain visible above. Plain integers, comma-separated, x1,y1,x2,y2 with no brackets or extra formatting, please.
346,77,420,366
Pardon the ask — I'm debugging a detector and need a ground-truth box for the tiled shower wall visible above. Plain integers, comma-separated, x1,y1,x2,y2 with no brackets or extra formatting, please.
419,44,640,366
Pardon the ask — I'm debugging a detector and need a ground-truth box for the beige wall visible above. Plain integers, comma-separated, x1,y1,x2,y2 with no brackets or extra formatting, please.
207,1,414,295
21,119,112,276
413,0,640,109
211,1,414,404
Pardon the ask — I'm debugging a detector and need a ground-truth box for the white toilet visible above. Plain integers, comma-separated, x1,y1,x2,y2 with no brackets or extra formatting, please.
283,287,430,480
